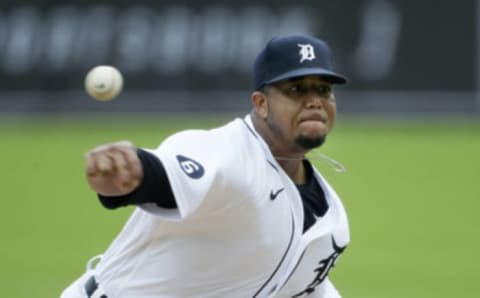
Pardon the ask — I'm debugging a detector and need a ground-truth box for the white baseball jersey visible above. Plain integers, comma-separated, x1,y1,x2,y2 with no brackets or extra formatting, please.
73,115,350,298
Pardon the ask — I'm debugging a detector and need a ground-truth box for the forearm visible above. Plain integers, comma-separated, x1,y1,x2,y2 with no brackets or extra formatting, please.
98,149,177,209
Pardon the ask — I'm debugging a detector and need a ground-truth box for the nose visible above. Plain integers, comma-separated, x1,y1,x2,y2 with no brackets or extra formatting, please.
305,94,325,109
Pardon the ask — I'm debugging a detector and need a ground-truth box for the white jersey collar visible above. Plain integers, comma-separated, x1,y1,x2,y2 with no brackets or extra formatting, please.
242,114,281,169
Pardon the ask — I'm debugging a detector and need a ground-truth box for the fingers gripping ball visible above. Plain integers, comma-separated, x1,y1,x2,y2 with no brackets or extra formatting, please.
85,65,123,101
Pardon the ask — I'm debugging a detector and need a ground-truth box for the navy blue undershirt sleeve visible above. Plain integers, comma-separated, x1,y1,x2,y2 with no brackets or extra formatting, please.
97,149,177,209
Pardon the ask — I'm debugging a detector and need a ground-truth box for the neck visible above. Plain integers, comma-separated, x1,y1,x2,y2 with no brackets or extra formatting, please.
250,111,307,184
276,158,307,184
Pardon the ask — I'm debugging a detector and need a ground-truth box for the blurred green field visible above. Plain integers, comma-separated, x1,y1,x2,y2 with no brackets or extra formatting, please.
0,115,479,298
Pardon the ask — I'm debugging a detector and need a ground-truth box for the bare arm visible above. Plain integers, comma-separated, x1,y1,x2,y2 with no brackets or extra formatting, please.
85,141,143,196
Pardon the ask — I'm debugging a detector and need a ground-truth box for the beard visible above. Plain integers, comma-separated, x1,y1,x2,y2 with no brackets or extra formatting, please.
295,134,326,150
267,116,327,150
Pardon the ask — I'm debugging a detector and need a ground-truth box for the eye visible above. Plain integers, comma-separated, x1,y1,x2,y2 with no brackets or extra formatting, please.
287,84,309,96
315,85,332,97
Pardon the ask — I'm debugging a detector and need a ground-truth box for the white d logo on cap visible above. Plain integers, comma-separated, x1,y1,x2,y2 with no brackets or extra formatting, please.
298,44,316,63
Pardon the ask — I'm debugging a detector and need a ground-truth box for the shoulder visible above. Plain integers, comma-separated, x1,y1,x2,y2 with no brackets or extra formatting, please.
161,118,245,148
156,118,257,162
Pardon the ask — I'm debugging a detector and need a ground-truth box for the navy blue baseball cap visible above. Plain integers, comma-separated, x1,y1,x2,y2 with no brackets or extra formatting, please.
253,35,347,90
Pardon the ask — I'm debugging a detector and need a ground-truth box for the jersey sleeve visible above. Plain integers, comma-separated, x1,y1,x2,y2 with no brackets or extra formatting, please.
139,129,223,221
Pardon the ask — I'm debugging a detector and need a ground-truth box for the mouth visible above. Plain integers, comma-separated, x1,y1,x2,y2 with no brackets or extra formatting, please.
299,113,327,124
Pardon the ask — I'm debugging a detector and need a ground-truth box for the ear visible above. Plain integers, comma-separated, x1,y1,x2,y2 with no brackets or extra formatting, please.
251,91,268,119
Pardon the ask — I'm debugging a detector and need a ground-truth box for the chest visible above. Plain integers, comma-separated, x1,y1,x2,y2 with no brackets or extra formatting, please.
238,165,350,297
276,205,350,297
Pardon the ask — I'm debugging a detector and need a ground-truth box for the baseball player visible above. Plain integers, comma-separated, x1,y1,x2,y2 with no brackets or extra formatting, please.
61,34,350,298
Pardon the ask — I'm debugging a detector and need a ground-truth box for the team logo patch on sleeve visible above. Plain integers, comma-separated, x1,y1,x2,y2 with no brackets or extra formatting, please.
176,155,205,179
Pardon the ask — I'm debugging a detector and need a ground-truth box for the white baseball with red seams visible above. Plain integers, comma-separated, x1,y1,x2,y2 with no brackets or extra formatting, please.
84,65,123,101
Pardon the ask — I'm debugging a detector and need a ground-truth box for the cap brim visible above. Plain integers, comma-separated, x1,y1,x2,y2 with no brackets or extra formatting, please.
266,67,348,85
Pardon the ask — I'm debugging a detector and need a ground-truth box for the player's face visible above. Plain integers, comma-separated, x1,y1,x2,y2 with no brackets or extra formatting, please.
264,76,336,152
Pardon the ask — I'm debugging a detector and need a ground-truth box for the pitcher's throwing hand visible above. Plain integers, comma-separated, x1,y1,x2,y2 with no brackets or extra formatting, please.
85,141,143,196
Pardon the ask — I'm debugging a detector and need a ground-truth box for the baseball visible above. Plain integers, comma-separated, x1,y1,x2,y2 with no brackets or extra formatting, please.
84,65,123,101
